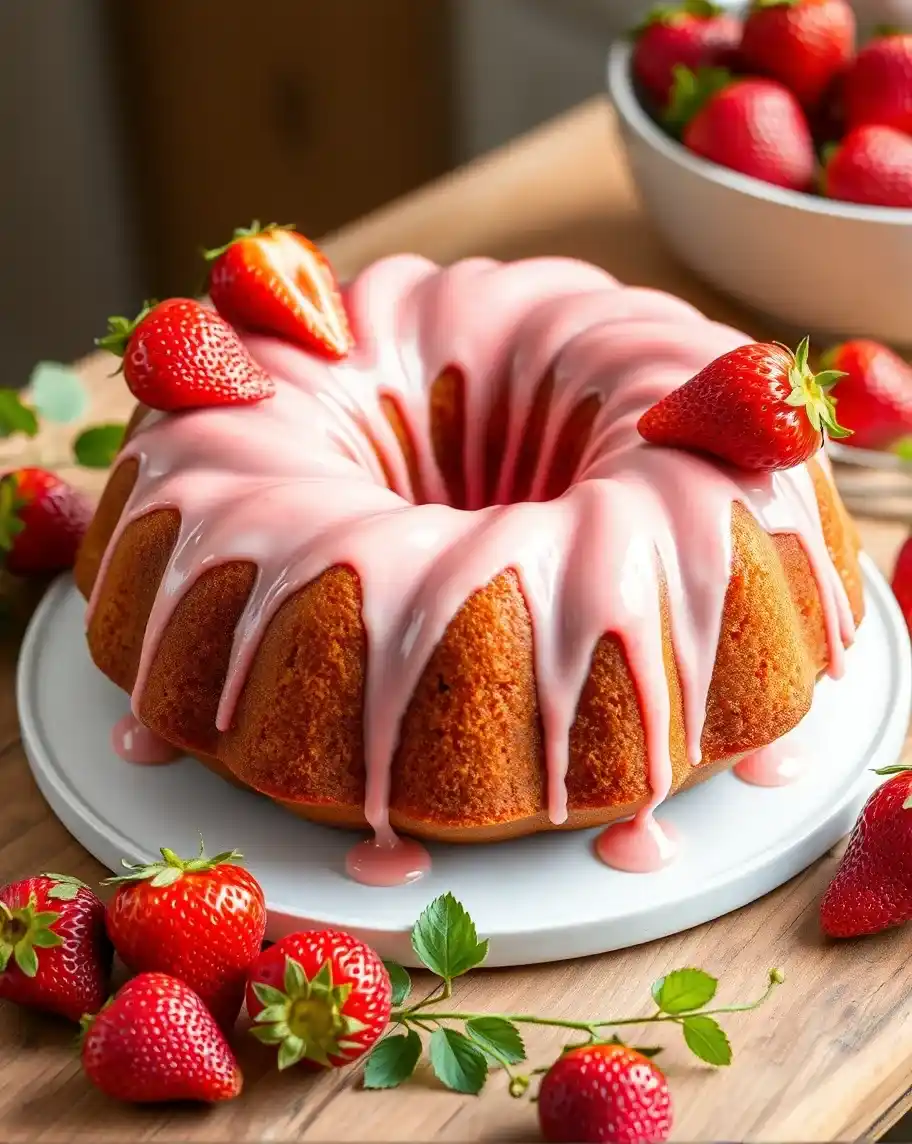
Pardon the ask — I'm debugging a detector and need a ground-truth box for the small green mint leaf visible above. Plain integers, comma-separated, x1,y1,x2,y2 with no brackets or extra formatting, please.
28,362,89,424
363,1030,422,1089
411,892,489,980
0,390,39,439
383,960,411,1007
428,1027,488,1095
681,1014,732,1066
465,1017,526,1065
73,423,126,469
652,968,718,1014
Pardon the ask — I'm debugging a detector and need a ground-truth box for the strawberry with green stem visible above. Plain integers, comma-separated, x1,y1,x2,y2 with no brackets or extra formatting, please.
360,893,783,1098
638,336,851,471
0,872,111,1022
104,838,267,1029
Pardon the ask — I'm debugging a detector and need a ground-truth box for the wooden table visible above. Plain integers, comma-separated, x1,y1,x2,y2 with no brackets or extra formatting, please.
2,97,910,1143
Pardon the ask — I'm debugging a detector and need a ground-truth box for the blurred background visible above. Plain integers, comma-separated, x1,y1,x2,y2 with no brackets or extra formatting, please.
1,0,653,384
2,0,909,383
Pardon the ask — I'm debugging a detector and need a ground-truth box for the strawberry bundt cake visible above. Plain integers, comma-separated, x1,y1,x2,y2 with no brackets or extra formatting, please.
75,253,864,876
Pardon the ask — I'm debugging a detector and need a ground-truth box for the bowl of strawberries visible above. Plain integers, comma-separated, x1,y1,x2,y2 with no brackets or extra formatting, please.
607,1,912,347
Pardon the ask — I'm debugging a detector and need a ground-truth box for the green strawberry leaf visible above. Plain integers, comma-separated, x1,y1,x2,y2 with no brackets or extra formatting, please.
363,1030,423,1089
73,423,126,469
277,1033,307,1071
411,893,488,982
633,0,721,35
465,1017,526,1065
0,475,26,553
43,873,89,902
652,968,718,1013
14,942,38,978
428,1027,488,1094
681,1014,732,1066
664,65,732,135
252,980,288,1007
0,390,39,439
384,960,411,1007
28,362,89,424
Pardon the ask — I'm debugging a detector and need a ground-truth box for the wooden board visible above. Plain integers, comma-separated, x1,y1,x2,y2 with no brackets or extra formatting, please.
0,98,910,1142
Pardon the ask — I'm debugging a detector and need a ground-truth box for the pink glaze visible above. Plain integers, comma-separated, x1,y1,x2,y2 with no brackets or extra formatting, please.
86,256,856,874
596,813,679,873
734,743,809,787
111,713,180,766
345,836,432,887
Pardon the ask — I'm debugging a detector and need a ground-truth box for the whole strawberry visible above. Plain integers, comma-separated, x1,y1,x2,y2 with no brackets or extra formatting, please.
632,1,742,107
96,298,275,412
638,336,850,470
246,929,391,1069
820,765,912,937
823,126,912,209
206,222,354,360
675,72,817,191
891,535,912,635
844,33,912,135
0,872,111,1022
104,839,266,1028
818,340,912,450
81,972,242,1104
0,468,93,577
740,0,855,110
538,1044,672,1144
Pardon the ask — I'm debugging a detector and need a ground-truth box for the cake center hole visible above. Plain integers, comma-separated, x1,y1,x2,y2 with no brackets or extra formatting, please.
381,371,602,510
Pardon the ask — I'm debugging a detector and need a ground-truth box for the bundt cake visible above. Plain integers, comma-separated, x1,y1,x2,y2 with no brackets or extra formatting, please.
75,255,864,869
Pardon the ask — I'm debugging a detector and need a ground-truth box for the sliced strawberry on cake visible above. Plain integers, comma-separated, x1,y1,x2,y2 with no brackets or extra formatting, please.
205,222,354,360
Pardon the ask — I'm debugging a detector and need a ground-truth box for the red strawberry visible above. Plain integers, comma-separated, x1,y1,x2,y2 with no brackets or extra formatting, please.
96,298,274,413
104,840,266,1029
674,71,817,191
0,872,111,1022
844,33,912,135
818,340,912,450
538,1043,672,1144
81,972,242,1104
638,337,851,470
740,0,855,110
823,126,912,208
891,535,912,634
820,765,912,937
632,1,742,107
206,222,353,360
0,468,93,577
245,929,391,1069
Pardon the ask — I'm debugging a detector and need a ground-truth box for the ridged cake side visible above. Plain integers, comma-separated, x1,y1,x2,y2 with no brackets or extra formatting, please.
74,410,864,843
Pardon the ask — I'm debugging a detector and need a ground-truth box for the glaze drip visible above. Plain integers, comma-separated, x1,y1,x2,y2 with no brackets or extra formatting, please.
88,256,856,852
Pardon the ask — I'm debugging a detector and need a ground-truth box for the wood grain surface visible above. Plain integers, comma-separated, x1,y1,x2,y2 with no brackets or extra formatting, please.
0,98,909,1142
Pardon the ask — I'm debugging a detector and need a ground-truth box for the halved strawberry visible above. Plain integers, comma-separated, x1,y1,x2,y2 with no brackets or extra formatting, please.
206,223,353,360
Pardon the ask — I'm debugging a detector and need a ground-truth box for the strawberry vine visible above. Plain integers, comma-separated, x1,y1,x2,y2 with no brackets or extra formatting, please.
365,892,783,1096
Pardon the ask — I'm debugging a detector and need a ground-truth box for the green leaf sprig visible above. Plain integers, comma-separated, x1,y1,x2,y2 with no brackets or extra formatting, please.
364,892,783,1096
0,363,127,472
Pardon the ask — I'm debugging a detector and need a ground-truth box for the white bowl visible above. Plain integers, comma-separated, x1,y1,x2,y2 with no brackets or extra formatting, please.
606,41,912,347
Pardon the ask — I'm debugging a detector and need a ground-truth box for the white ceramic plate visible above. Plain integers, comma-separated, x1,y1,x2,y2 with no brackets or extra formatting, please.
17,559,910,967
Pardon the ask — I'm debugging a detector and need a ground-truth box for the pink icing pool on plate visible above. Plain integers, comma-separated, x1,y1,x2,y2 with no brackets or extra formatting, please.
111,713,180,766
88,256,856,884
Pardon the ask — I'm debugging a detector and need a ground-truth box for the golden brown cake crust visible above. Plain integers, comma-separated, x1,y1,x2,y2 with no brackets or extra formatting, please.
74,384,864,844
